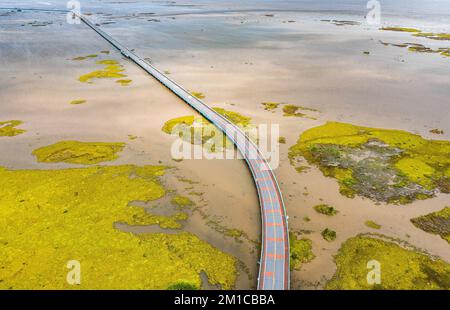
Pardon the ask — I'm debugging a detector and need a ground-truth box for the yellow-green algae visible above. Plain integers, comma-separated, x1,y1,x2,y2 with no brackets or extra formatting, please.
0,165,236,289
261,102,280,110
171,195,194,208
290,232,315,270
326,235,450,289
321,228,336,242
278,136,286,144
70,99,87,105
32,141,126,165
282,104,318,119
365,220,381,230
380,41,450,58
289,122,450,203
78,59,126,83
413,32,450,40
72,54,98,61
313,204,338,216
411,207,450,243
213,107,252,127
116,79,132,86
381,27,421,33
0,120,25,137
191,92,205,99
161,110,251,153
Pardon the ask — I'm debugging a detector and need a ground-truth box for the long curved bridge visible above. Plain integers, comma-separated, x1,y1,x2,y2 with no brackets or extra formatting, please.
0,7,290,290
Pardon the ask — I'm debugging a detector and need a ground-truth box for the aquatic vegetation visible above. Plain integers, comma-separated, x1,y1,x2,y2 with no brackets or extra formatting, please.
72,54,98,61
321,228,336,242
430,129,444,135
70,99,87,105
116,79,132,86
411,207,450,243
261,102,280,111
321,19,360,26
313,204,338,216
380,40,450,58
289,122,450,203
78,59,126,83
326,235,450,289
191,92,205,99
171,195,194,208
161,108,252,153
167,282,198,290
278,137,286,144
164,70,171,75
0,120,25,137
225,229,244,239
363,51,370,55
213,107,252,127
100,50,110,54
282,105,318,119
381,27,421,33
412,32,450,40
365,220,381,230
128,134,138,140
303,216,311,222
32,141,126,165
0,165,237,289
290,233,315,270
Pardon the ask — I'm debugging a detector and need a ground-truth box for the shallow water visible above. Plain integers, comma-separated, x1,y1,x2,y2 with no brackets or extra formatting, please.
0,1,449,289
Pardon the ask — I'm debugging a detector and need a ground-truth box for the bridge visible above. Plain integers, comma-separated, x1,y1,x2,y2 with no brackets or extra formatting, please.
0,7,290,290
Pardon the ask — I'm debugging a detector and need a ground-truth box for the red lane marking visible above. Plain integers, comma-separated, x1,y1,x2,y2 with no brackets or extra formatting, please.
264,272,274,277
256,177,270,182
267,237,284,242
267,222,282,227
267,253,285,260
265,209,281,213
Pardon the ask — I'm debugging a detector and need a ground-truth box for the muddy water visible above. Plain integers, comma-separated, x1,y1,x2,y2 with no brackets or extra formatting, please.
94,6,450,289
0,10,259,289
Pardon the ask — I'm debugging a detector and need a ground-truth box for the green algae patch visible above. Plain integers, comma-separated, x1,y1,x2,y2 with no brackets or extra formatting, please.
72,54,98,61
326,235,450,289
171,195,194,208
161,114,234,153
365,220,381,230
278,136,286,144
411,207,450,243
261,102,280,111
78,59,126,83
167,282,199,290
225,229,244,239
413,32,450,40
321,228,337,242
314,204,338,216
191,91,205,99
116,79,132,86
282,105,318,119
290,232,315,270
0,120,25,137
381,27,421,33
32,141,126,165
0,164,237,289
70,99,87,105
289,122,450,204
162,115,199,134
128,134,138,140
213,107,252,127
